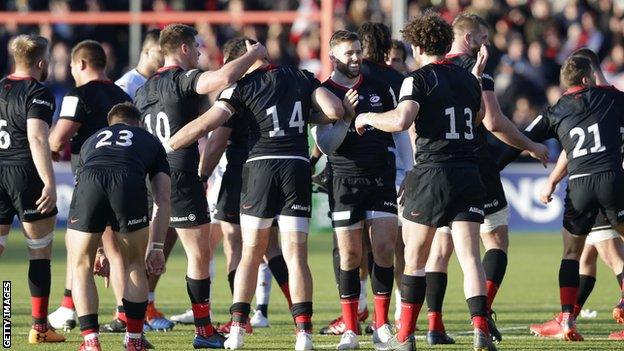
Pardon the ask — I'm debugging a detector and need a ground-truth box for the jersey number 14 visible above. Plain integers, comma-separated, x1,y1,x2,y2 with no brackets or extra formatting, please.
267,101,304,137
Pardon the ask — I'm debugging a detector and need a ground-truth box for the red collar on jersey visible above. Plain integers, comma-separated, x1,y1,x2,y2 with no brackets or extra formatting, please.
432,59,454,65
326,75,363,92
445,52,466,59
563,85,588,95
7,74,34,81
258,64,279,71
157,65,180,73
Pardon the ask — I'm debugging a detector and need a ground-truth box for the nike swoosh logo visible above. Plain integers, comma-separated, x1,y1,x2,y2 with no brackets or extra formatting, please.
70,218,79,224
242,204,253,210
410,211,420,217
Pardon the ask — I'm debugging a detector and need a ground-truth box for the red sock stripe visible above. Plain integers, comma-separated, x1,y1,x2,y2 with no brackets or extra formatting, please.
31,296,49,320
397,302,421,342
472,315,489,334
340,298,359,332
195,323,215,337
485,280,499,312
373,294,391,328
427,312,445,332
117,311,127,323
280,283,293,308
192,302,211,320
81,328,98,337
126,317,143,334
61,295,74,309
560,287,578,307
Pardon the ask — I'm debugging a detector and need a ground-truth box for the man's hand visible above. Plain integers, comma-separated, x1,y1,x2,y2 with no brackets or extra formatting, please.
527,142,549,167
539,180,556,204
146,250,166,276
354,113,370,136
472,44,489,78
93,248,110,287
246,40,268,60
342,89,359,123
36,184,56,214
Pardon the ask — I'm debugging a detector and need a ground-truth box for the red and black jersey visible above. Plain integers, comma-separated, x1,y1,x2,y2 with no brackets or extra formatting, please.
398,60,482,166
361,59,404,105
222,111,250,165
0,75,55,166
58,80,131,155
323,75,396,176
134,65,204,172
77,123,170,179
217,65,320,160
447,52,495,162
509,85,624,176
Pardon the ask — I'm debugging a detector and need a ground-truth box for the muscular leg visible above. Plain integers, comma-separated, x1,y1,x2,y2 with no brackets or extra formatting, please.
576,244,598,316
425,229,453,334
367,217,397,328
480,224,509,313
101,227,126,320
221,221,242,296
0,224,8,256
393,226,405,323
335,224,363,334
559,229,586,316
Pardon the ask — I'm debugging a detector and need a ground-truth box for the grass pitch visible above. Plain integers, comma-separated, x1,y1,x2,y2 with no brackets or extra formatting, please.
1,230,623,350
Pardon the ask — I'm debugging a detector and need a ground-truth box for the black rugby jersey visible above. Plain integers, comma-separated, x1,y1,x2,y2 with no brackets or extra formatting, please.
361,59,404,105
59,80,131,154
398,59,482,166
217,65,320,160
323,75,396,176
134,65,204,172
499,85,624,175
222,112,249,165
0,75,55,166
447,52,495,162
77,123,170,179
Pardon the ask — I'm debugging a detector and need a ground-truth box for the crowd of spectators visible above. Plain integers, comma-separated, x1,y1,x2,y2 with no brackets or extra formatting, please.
2,0,623,161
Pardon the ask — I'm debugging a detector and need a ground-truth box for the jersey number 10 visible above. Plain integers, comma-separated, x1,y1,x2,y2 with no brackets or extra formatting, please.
267,101,304,137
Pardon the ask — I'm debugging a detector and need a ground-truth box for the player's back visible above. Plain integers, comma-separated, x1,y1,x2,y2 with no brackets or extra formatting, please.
402,60,481,166
0,75,55,165
60,80,131,155
547,86,624,175
135,66,203,172
219,65,320,160
78,124,168,177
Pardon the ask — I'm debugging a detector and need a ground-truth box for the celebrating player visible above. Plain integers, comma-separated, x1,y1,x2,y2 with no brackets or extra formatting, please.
134,24,267,349
353,11,497,351
67,103,171,351
0,34,65,344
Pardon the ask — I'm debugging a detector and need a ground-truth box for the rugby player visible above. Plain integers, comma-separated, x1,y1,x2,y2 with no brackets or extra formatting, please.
0,34,65,344
386,40,409,75
67,103,170,351
353,11,497,351
134,24,267,349
163,37,348,350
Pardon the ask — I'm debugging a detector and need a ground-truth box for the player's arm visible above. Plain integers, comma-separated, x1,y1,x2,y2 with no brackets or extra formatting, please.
311,86,345,122
310,143,323,171
497,113,554,170
392,130,414,171
166,102,234,152
49,119,81,153
27,119,56,214
540,151,568,204
199,126,232,179
147,171,171,275
195,41,267,95
354,100,419,134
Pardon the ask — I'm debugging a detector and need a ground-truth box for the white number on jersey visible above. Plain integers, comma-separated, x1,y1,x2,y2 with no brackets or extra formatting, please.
267,101,304,137
96,130,134,148
570,123,605,158
444,107,474,140
144,112,171,143
0,119,10,149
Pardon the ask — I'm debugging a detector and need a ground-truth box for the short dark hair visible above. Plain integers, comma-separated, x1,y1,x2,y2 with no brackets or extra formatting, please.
142,29,161,50
402,11,453,56
10,35,49,67
452,12,489,36
390,40,407,62
107,102,142,125
223,37,258,63
357,22,392,63
560,56,593,89
71,40,106,69
329,30,360,49
159,24,198,56
571,48,601,72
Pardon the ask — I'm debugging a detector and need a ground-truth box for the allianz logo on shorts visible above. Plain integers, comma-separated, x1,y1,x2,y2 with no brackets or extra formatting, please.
469,207,485,216
23,209,40,215
171,213,197,222
128,216,148,226
291,204,311,212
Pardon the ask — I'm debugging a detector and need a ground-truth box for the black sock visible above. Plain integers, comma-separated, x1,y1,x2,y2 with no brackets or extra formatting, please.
332,246,340,286
268,255,289,286
339,268,360,299
559,259,580,313
401,275,426,304
371,263,393,295
482,249,507,285
186,276,211,304
116,305,125,313
425,272,447,313
64,288,72,297
122,299,148,321
576,274,596,308
291,301,313,332
466,295,487,318
227,270,236,296
78,314,99,333
29,259,51,324
230,302,251,323
256,304,268,318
